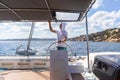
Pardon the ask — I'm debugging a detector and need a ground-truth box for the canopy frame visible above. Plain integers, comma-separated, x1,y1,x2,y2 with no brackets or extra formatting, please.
0,0,95,22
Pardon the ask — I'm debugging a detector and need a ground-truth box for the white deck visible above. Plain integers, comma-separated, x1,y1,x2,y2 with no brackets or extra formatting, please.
1,52,117,80
0,55,85,73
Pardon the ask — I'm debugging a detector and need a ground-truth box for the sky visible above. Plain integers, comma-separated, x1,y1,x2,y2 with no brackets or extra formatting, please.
0,0,120,39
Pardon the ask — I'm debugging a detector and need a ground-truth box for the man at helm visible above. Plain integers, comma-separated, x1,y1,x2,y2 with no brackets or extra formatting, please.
48,21,68,50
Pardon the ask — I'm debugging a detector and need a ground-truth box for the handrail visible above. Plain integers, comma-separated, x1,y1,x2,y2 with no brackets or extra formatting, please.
26,22,35,56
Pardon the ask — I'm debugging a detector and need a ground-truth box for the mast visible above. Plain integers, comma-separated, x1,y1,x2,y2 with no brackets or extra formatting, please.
26,22,35,56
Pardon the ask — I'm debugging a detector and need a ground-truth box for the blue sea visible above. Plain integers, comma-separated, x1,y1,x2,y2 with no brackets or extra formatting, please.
0,40,120,56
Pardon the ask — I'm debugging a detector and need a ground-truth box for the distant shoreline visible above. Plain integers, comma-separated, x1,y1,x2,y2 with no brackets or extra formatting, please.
0,38,56,41
69,28,120,42
0,28,120,42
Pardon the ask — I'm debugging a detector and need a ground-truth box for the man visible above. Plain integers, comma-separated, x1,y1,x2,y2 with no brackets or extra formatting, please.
48,21,68,50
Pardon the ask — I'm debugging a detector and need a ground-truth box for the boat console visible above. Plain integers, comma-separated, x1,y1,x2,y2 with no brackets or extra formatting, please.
93,54,120,80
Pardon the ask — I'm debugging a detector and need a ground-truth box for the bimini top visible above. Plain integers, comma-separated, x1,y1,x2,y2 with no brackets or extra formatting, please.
0,0,95,22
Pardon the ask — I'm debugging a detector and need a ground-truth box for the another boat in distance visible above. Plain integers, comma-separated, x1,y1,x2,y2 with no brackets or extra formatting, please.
16,49,37,56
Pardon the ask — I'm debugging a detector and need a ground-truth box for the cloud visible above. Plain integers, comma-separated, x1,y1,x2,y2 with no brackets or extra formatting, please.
63,10,120,38
88,10,120,33
0,22,31,39
65,22,86,37
0,22,61,39
0,9,120,39
92,0,103,9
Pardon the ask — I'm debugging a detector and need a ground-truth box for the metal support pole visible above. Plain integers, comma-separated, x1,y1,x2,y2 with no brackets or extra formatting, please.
26,22,35,56
85,13,90,71
44,0,54,20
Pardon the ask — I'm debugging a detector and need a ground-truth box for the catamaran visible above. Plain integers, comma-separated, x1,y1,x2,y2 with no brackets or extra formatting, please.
0,0,120,80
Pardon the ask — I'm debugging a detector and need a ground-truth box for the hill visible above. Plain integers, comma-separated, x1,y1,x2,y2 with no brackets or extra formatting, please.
69,28,120,42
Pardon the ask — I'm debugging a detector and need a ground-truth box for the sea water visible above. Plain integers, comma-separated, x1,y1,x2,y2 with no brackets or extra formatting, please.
0,40,120,56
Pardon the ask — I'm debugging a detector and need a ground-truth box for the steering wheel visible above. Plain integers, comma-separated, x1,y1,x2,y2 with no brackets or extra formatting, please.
46,42,77,61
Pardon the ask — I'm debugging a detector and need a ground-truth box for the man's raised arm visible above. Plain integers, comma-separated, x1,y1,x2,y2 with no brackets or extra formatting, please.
48,21,56,33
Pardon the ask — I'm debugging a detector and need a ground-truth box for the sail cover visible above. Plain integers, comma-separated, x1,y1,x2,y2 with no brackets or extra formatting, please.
0,0,95,21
